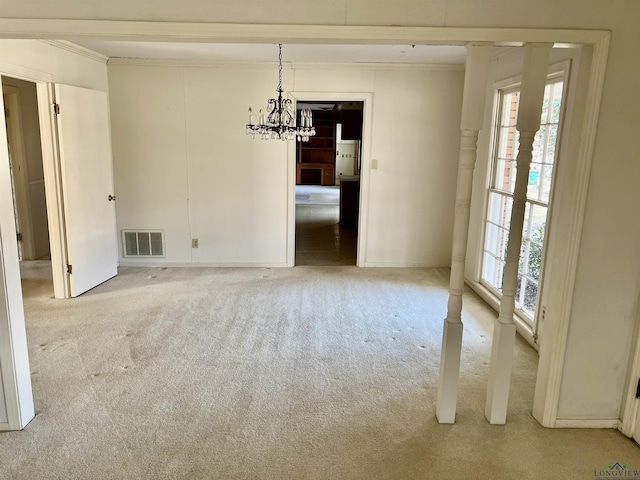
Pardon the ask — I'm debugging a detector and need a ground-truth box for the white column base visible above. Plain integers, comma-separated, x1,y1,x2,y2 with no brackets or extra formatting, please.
485,320,516,424
436,319,463,423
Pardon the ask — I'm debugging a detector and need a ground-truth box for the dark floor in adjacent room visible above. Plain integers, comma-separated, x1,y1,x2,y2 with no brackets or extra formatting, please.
295,185,357,266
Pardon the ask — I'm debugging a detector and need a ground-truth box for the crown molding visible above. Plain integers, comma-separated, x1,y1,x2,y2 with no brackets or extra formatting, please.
39,40,108,63
107,58,279,68
107,57,463,71
0,61,52,82
0,19,610,48
290,62,464,71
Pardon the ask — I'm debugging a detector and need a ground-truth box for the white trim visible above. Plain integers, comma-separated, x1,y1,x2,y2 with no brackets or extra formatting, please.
0,229,20,428
536,34,610,428
0,130,35,430
107,57,465,71
492,60,570,92
0,62,52,83
39,40,108,64
286,128,295,268
530,64,572,343
0,19,609,47
619,293,640,437
287,91,373,268
466,280,538,351
474,61,572,351
36,83,70,299
364,262,449,268
2,87,35,260
119,261,289,268
0,422,10,431
554,418,621,429
290,62,465,71
490,47,519,62
108,58,281,68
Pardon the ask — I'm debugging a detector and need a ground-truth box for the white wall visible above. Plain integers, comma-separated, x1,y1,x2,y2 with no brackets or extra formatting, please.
109,63,463,267
0,39,108,429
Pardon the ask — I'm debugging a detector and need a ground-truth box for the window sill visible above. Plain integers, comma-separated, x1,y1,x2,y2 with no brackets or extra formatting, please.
465,279,540,352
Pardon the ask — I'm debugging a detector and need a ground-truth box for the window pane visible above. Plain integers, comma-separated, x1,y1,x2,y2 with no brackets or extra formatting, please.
540,84,551,123
528,239,543,280
523,276,539,313
482,253,504,291
487,192,512,228
532,126,546,163
494,158,516,193
522,203,532,239
482,252,497,285
546,124,558,163
531,204,548,233
497,126,519,160
527,162,542,201
482,79,564,325
515,273,523,307
540,165,553,203
485,223,509,260
501,91,519,126
550,83,563,123
485,222,499,256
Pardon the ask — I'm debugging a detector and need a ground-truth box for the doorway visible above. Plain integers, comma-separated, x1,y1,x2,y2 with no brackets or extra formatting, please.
294,100,363,266
2,76,54,298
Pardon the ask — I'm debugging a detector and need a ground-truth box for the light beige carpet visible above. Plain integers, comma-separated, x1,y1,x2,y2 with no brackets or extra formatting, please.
0,263,638,479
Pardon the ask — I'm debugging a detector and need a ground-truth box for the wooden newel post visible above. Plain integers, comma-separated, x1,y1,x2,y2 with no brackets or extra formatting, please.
485,43,552,425
436,44,490,424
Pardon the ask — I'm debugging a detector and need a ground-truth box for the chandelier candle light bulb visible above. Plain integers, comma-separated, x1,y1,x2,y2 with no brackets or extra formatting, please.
246,44,316,142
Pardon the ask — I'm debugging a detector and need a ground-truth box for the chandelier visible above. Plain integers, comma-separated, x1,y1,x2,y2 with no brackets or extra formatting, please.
246,44,316,141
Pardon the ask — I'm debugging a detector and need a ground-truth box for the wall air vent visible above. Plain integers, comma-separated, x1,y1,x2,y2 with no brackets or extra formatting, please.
122,230,165,257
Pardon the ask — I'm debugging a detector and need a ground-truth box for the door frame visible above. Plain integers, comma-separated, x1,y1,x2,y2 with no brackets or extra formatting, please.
35,82,70,299
287,91,373,267
2,86,35,260
619,292,640,438
0,69,68,299
0,65,74,430
0,67,51,431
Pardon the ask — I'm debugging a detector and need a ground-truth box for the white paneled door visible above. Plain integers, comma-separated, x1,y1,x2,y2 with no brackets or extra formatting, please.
55,84,118,297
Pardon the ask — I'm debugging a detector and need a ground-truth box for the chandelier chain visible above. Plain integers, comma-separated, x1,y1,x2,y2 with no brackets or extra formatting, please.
278,43,283,92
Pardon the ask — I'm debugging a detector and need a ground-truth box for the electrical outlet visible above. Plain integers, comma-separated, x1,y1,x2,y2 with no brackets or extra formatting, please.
192,238,199,248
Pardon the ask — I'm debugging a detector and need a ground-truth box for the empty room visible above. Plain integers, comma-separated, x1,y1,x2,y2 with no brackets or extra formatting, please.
0,2,639,479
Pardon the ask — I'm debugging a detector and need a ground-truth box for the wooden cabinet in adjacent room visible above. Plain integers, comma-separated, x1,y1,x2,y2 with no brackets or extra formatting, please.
296,108,336,185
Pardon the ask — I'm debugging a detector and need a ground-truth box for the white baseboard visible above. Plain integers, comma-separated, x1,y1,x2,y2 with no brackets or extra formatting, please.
554,418,621,429
363,262,448,268
119,261,289,268
0,422,11,431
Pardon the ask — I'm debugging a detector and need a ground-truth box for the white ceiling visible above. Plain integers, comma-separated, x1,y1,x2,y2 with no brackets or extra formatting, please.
72,41,468,64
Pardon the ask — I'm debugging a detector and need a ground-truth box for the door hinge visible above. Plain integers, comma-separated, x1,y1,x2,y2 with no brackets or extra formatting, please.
53,103,60,115
635,378,640,399
66,264,73,275
16,232,22,242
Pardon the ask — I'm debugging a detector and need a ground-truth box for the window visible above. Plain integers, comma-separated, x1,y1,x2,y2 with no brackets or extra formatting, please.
481,79,564,323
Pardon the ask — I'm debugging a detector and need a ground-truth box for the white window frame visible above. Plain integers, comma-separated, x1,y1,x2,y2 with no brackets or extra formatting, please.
477,61,571,346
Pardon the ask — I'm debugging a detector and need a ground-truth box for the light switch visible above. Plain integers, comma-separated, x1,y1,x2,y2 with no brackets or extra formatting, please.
371,159,379,170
